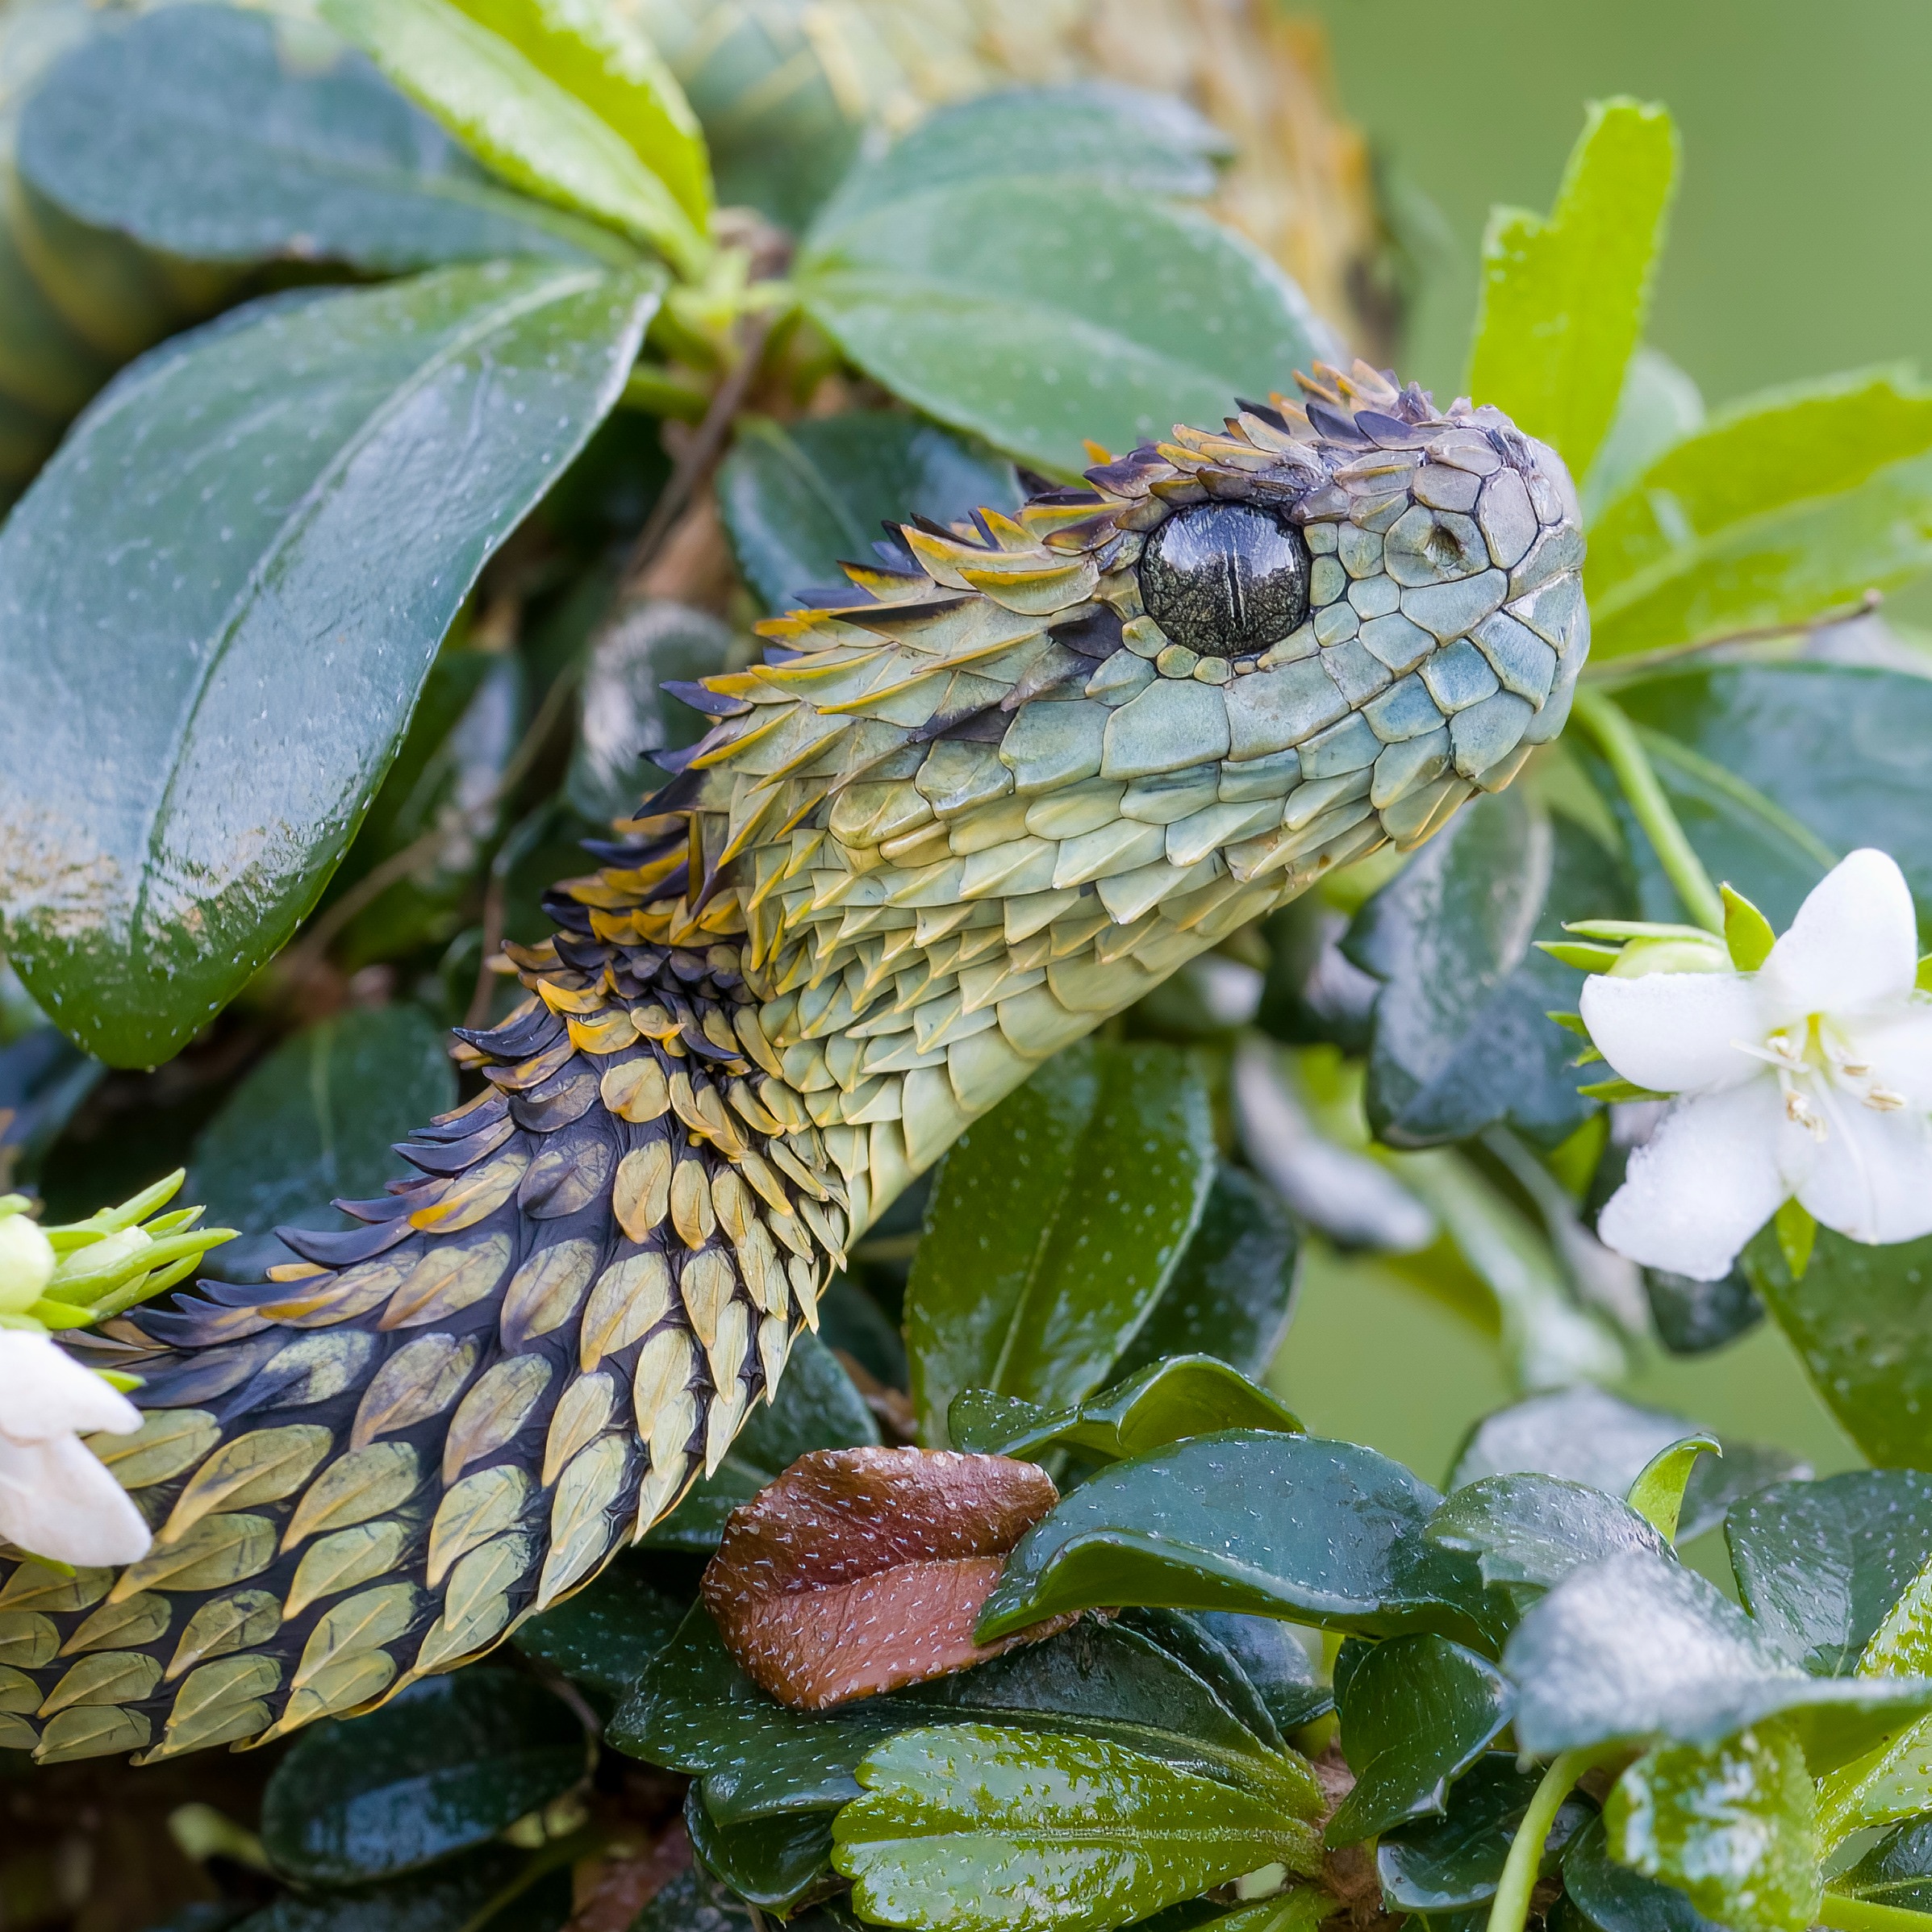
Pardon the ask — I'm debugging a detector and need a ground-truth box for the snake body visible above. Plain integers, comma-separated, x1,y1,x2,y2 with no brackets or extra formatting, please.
0,361,1585,1762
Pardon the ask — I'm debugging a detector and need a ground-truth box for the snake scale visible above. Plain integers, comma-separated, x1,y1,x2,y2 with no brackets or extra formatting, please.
0,361,1586,1763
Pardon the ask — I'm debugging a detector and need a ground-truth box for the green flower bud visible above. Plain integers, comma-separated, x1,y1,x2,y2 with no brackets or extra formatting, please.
1608,934,1733,979
0,1209,55,1313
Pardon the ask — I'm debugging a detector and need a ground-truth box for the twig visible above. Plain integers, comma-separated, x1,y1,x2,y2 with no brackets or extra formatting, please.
622,311,774,595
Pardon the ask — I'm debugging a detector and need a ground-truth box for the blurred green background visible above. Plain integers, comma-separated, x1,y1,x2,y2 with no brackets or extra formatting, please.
1308,0,1932,413
1265,0,1899,1489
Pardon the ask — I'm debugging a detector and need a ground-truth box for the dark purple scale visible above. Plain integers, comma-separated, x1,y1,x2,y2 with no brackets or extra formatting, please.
1137,501,1312,658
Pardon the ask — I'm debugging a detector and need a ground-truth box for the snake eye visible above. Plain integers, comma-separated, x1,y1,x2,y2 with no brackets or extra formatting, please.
1137,503,1312,659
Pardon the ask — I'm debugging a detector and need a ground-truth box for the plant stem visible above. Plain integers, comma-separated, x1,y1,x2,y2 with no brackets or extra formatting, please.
1821,1897,1932,1932
1570,686,1725,936
1486,1746,1621,1932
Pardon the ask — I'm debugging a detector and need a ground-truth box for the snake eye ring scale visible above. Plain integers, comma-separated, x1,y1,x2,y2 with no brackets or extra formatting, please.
0,360,1585,1765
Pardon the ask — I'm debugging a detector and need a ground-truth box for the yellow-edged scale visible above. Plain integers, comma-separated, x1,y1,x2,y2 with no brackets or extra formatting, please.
0,362,1587,1763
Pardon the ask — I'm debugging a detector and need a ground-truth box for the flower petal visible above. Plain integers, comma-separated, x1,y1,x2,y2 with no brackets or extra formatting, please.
0,1329,142,1443
1579,970,1766,1095
1596,1081,1788,1281
1837,1005,1932,1110
0,1433,152,1566
1796,1083,1932,1246
1763,848,1919,1017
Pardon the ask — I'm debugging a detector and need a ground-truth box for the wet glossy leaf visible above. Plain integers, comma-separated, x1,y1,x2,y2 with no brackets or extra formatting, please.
1834,1817,1932,1913
687,1791,837,1914
1427,1476,1667,1600
1450,1387,1800,1545
1111,1164,1300,1383
812,86,1228,233
797,178,1337,477
1377,1753,1592,1912
0,261,657,1066
1588,369,1932,658
188,1004,457,1283
1563,1813,1728,1932
1626,1437,1721,1545
232,1847,565,1932
1728,1474,1932,1675
1814,1711,1932,1846
1185,1613,1332,1738
1607,1722,1820,1932
18,6,624,274
0,970,101,1186
565,599,732,823
976,1430,1500,1650
513,1557,686,1696
1505,1548,1932,1763
1642,1265,1764,1357
1347,791,1634,1148
1467,100,1677,479
319,0,707,276
832,1723,1321,1932
717,411,1019,613
644,1329,878,1551
630,1863,757,1932
949,1356,1300,1465
1743,1224,1932,1468
1329,1635,1514,1844
260,1671,586,1884
615,1600,1312,1827
701,1446,1065,1709
448,0,711,224
907,1040,1215,1446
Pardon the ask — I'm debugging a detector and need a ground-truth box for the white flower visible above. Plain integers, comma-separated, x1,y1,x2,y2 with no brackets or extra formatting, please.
1583,849,1932,1281
0,1329,152,1566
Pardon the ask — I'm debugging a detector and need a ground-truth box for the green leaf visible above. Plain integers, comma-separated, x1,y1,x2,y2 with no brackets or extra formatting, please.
445,0,711,224
187,1004,457,1283
1643,1265,1766,1358
318,0,707,277
1835,1818,1932,1914
629,1863,760,1932
511,1558,686,1697
686,1793,836,1914
260,1671,586,1884
564,599,732,824
1504,1547,1932,1764
1586,368,1932,657
1613,664,1932,930
1563,1813,1729,1932
642,1328,878,1551
949,1355,1301,1464
1815,1713,1932,1847
1581,347,1705,524
1626,1436,1721,1545
810,85,1230,233
1329,1634,1514,1845
976,1430,1501,1650
17,6,628,273
611,1602,1315,1826
231,1846,563,1932
1110,1163,1301,1383
1726,1472,1932,1675
1743,1226,1932,1467
1426,1475,1668,1600
0,261,657,1065
831,1724,1321,1932
716,411,1018,613
1607,1722,1821,1932
1466,98,1678,479
1771,1200,1817,1283
1377,1753,1592,1913
1347,789,1635,1147
906,1040,1215,1446
796,179,1339,477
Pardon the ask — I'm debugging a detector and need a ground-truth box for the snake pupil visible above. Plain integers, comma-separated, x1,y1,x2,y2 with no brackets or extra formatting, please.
1137,502,1312,658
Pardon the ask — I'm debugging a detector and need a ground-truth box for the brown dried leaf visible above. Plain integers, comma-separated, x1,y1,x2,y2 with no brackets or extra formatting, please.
701,1446,1070,1709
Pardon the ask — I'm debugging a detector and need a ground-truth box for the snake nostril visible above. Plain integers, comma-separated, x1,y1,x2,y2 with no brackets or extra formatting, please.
1137,501,1311,659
